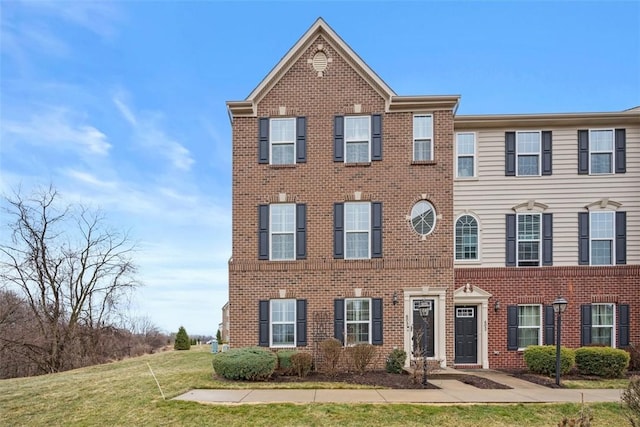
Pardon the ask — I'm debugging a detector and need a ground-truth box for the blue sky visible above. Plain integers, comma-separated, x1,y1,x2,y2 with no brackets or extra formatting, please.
1,1,638,336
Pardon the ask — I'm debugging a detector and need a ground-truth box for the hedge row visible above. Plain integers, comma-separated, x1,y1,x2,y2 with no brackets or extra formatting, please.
524,345,630,378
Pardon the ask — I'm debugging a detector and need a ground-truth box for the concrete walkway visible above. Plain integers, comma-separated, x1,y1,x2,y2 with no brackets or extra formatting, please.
174,370,623,405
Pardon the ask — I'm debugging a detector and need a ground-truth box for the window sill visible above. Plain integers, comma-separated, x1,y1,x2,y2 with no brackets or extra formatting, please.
454,177,479,182
455,260,481,265
345,162,371,167
269,164,296,169
411,160,436,165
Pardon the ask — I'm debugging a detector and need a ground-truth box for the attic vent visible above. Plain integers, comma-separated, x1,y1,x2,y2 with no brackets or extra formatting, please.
312,51,328,76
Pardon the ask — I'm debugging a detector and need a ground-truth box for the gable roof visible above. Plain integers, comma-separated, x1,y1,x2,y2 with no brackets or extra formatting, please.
227,18,460,118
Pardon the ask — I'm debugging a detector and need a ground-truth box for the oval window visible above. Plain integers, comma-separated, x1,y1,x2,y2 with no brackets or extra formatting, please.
410,201,436,236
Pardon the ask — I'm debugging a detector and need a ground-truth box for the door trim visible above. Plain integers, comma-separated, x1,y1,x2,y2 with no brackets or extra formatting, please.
453,284,492,369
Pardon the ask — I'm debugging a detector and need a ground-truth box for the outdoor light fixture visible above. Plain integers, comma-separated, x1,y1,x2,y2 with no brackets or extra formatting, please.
494,300,501,312
418,300,431,387
393,291,398,305
552,296,568,386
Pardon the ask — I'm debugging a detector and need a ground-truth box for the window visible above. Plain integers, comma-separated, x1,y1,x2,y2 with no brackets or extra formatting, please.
258,204,307,261
345,203,370,259
455,215,478,261
258,117,306,164
346,298,370,345
270,204,295,260
590,211,614,265
334,202,382,259
414,115,433,161
581,304,629,348
516,131,541,176
578,129,626,175
518,305,541,348
345,116,370,163
270,299,296,347
578,210,625,265
456,132,475,177
259,299,307,348
591,304,614,346
410,200,436,236
517,214,540,266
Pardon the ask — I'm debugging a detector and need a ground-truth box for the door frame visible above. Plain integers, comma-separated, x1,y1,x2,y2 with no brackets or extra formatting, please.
403,287,448,368
453,284,491,368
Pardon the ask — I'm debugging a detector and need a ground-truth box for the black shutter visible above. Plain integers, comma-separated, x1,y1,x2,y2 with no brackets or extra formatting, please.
505,132,516,176
334,116,344,162
615,129,626,173
618,304,630,348
372,298,383,345
371,202,383,258
542,213,553,266
258,118,269,164
296,299,307,346
258,205,269,260
542,131,552,175
371,114,382,161
507,305,519,350
506,214,517,266
296,117,307,163
334,299,345,344
578,130,589,174
581,304,592,346
296,204,307,260
259,300,269,347
616,211,627,265
578,212,590,265
334,203,344,259
544,305,555,345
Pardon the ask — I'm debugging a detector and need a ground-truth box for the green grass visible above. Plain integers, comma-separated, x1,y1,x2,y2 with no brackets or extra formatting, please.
0,345,629,426
563,378,630,389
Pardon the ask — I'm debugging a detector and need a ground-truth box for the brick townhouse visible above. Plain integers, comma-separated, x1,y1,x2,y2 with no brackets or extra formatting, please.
226,18,640,370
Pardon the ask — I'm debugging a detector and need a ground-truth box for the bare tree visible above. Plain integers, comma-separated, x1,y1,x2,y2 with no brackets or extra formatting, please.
0,185,139,374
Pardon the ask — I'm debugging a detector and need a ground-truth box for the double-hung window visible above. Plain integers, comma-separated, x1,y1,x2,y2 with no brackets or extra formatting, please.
345,203,370,259
270,118,295,165
589,129,614,174
590,211,615,265
455,214,478,261
270,204,295,260
516,131,541,176
346,298,370,345
517,214,540,266
456,132,475,177
345,116,370,163
591,304,614,346
518,305,541,348
270,299,296,347
413,115,433,161
581,303,630,348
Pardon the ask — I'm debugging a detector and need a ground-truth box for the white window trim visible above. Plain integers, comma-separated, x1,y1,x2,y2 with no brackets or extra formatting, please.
269,118,296,165
345,298,372,345
589,210,615,266
344,202,371,260
454,213,480,262
518,304,542,350
515,130,542,177
409,200,437,237
269,203,296,261
591,303,616,347
455,132,476,178
270,299,296,348
588,128,615,175
344,115,371,163
413,114,434,161
516,213,541,267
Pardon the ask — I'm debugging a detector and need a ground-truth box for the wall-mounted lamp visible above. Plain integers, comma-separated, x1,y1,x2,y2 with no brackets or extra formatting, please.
494,300,501,312
392,291,398,305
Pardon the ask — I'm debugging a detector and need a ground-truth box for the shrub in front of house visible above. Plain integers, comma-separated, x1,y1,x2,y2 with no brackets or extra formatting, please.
575,346,630,378
385,348,407,374
290,352,313,378
319,338,343,376
523,345,574,376
211,347,277,381
276,350,297,375
346,343,377,375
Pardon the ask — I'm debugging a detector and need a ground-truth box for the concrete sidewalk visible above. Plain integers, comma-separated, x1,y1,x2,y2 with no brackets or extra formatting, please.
174,373,623,405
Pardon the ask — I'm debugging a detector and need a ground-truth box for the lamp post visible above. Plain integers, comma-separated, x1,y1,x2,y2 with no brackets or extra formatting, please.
418,300,432,387
552,297,568,387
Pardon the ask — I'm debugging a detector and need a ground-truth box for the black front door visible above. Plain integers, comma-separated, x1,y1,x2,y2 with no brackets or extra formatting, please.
412,299,434,358
454,305,477,364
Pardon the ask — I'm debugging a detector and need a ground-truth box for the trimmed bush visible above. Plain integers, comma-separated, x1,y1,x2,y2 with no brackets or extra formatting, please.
276,350,297,375
291,352,313,378
523,345,574,376
211,347,277,381
385,348,407,374
346,343,377,375
319,338,343,376
575,346,630,378
174,326,191,350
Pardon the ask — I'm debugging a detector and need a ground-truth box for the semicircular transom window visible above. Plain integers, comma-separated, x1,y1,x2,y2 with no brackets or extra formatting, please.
410,201,436,236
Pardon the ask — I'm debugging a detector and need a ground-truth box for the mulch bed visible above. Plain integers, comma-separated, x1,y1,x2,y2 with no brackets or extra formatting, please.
507,370,640,388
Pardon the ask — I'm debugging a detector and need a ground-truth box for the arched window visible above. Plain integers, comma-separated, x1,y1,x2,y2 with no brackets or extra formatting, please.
455,215,478,261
